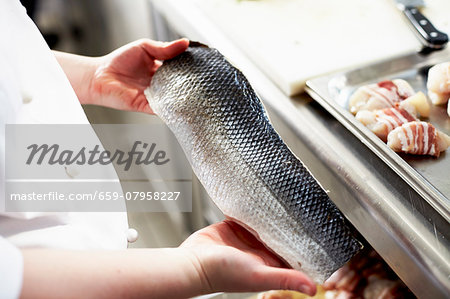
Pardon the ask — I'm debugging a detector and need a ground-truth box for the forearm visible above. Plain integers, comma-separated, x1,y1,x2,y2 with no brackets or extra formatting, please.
20,248,206,299
53,51,100,105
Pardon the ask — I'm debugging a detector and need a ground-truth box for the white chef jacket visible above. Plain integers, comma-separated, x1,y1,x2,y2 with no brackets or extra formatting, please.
0,2,129,298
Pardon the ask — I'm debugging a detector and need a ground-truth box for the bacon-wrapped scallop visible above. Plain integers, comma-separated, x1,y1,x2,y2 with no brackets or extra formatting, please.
387,121,450,157
349,79,415,114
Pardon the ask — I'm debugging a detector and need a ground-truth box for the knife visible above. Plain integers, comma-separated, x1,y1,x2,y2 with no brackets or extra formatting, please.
395,0,448,49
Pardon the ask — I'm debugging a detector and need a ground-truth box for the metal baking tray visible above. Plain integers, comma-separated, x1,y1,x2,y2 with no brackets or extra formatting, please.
305,49,450,222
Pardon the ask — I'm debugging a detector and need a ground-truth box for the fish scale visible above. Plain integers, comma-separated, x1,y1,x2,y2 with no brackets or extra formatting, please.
145,43,361,283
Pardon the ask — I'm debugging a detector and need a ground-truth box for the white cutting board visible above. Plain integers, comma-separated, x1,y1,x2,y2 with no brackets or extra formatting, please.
191,0,450,96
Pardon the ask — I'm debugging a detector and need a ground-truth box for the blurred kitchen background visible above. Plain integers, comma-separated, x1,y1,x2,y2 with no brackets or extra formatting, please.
20,0,220,249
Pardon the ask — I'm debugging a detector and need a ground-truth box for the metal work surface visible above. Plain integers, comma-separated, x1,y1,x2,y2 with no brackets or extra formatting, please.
306,49,450,222
150,0,450,297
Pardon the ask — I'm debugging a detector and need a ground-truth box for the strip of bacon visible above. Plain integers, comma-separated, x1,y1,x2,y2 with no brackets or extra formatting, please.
377,80,411,100
375,107,416,132
356,107,417,142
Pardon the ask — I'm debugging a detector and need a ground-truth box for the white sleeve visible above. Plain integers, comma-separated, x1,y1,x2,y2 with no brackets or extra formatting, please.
0,237,23,299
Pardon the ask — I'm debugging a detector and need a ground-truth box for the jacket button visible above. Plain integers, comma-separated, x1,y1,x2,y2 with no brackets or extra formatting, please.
22,90,33,104
65,166,80,178
22,95,32,104
127,228,139,243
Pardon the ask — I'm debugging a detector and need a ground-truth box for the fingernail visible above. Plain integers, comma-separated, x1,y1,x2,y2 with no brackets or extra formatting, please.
299,284,316,296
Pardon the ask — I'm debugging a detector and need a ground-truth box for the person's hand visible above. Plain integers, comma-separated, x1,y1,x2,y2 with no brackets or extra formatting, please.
88,38,189,114
55,38,189,113
180,220,317,296
19,221,315,298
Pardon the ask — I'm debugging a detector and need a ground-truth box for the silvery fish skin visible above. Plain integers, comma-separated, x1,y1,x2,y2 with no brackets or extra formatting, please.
145,43,361,283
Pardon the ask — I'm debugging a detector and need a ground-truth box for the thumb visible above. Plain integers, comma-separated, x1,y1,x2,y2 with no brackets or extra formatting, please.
141,38,189,60
251,266,317,296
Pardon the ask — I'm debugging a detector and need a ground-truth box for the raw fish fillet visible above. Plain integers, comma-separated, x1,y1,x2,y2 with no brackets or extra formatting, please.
145,42,361,283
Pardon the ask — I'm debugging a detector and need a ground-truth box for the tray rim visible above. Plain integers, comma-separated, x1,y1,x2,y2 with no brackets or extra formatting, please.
305,50,450,222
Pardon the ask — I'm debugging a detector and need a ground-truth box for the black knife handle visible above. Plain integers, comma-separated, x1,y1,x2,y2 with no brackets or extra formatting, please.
403,6,448,49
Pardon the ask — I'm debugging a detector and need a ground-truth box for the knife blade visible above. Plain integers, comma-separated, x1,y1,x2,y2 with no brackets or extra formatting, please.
394,0,448,49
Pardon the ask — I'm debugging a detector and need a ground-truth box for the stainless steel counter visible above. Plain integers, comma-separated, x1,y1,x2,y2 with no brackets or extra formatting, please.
149,1,450,297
